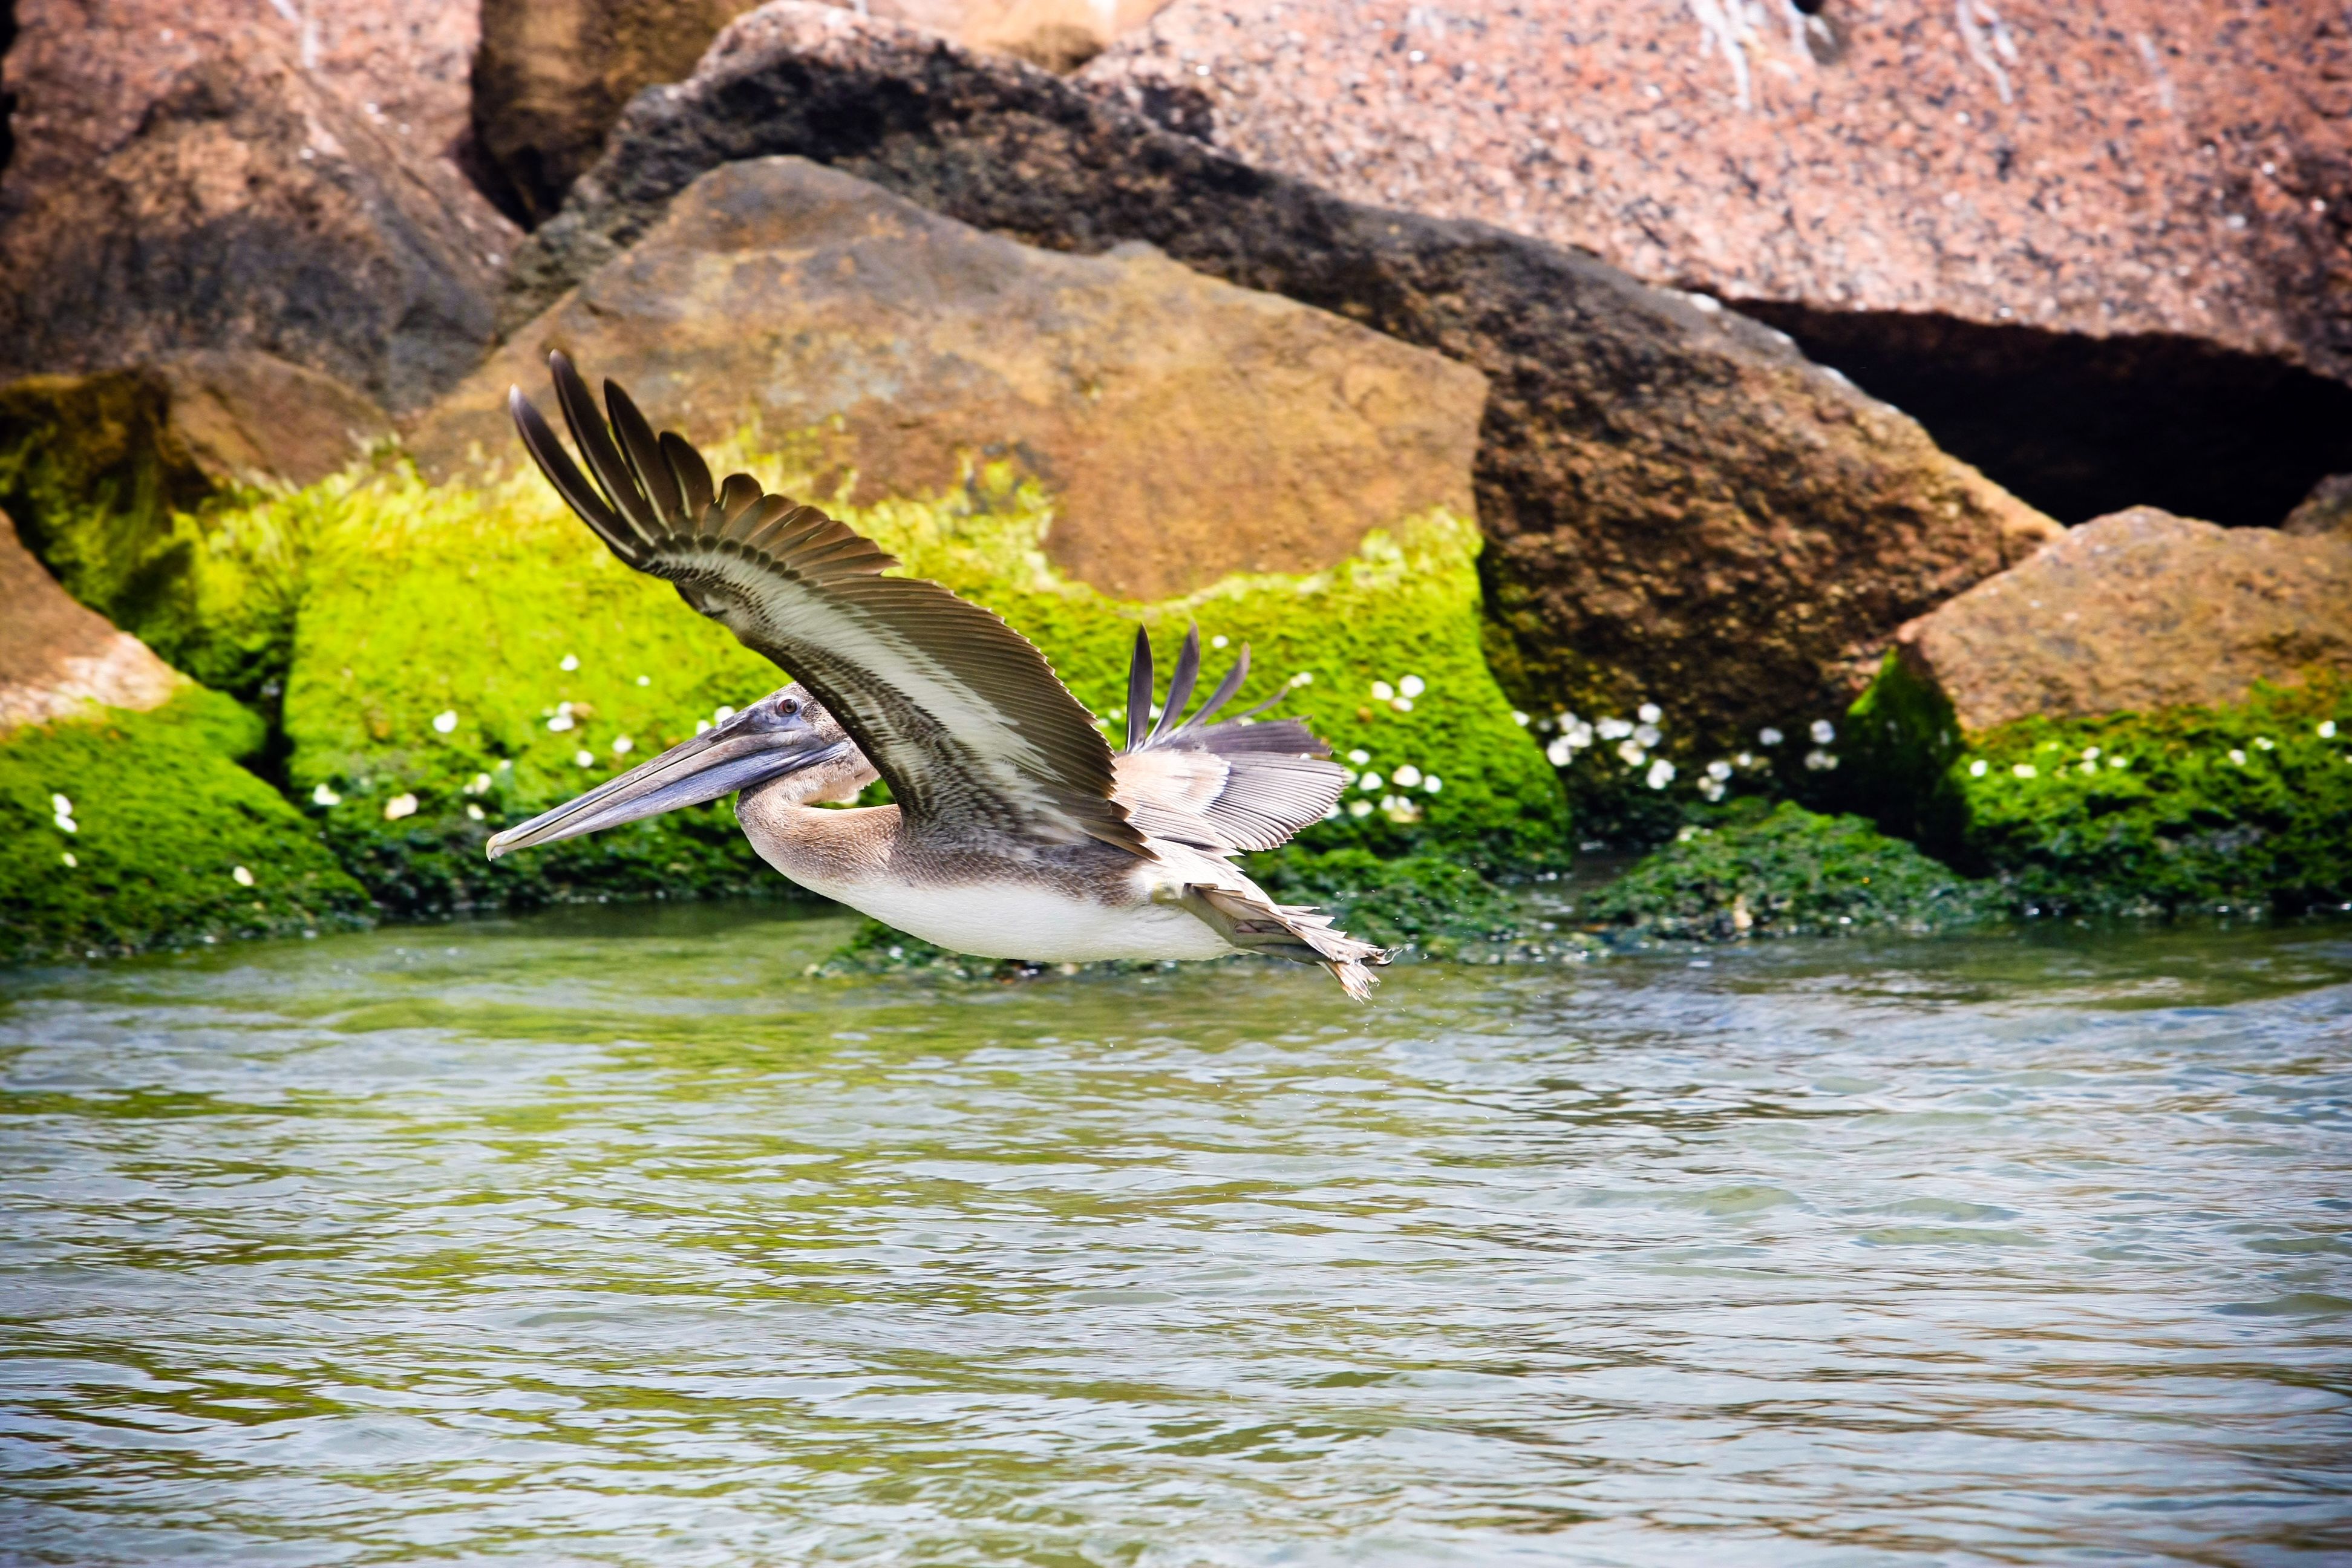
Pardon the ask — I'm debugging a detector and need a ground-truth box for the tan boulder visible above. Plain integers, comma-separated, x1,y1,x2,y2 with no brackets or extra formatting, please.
0,509,185,734
412,155,1486,602
865,0,1174,71
1895,507,2352,732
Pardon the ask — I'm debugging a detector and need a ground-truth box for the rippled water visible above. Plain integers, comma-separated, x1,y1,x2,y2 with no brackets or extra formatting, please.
3,904,2350,1566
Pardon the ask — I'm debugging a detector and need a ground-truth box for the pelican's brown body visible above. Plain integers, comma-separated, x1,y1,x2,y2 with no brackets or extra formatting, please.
487,353,1393,997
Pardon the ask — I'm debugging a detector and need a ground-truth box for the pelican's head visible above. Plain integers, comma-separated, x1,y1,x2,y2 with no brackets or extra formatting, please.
485,684,872,860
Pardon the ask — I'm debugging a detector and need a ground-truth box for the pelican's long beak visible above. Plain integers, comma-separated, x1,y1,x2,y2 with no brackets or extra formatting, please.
485,722,848,860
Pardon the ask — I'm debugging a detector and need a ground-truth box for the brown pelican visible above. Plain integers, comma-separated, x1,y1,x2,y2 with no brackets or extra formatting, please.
486,354,1393,998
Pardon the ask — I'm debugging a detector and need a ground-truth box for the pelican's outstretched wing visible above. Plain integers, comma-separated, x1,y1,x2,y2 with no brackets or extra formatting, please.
1112,625,1348,855
510,353,1145,856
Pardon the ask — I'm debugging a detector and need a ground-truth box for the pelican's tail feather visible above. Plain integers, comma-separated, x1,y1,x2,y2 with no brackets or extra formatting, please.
1181,884,1396,1001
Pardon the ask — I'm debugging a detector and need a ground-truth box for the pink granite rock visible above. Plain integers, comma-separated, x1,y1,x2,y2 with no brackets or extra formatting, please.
1088,0,2350,374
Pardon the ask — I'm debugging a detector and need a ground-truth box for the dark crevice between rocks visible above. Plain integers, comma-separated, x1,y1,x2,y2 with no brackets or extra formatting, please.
0,0,18,184
1737,302,2352,528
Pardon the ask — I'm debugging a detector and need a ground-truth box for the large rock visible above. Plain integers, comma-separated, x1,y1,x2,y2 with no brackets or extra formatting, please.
506,2,2058,753
0,508,370,961
1892,506,2352,733
1085,2,2352,530
469,0,1174,224
0,508,185,733
414,156,1486,601
1837,509,2352,915
472,0,769,224
0,356,390,696
0,1,518,411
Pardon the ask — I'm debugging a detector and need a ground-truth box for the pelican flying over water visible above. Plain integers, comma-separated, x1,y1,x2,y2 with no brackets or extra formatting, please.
486,353,1393,998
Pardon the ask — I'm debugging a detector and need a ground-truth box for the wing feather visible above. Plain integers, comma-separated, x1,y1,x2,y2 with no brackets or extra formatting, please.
1114,627,1345,854
514,353,1145,857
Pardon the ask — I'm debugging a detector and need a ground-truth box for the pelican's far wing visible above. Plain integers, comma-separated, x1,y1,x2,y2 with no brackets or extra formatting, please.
1112,625,1347,855
511,352,1145,856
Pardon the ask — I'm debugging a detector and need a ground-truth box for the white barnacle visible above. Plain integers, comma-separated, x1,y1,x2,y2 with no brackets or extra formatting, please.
713,705,736,723
1392,697,1414,712
1348,798,1374,817
1645,758,1676,789
1347,748,1371,765
1634,722,1661,748
1637,702,1662,724
1399,675,1426,698
560,653,580,671
433,709,459,734
612,736,634,755
1811,719,1836,745
1705,760,1733,781
1759,727,1784,746
636,675,651,687
1804,748,1838,771
2321,720,2339,739
1969,759,1988,777
1616,737,1646,766
547,713,575,733
1511,709,1529,726
50,793,71,817
1290,671,1315,688
575,749,595,768
1210,634,1229,650
2012,763,2037,779
231,865,254,887
1597,716,1633,740
1370,680,1396,702
1361,771,1384,790
312,782,342,806
1392,765,1423,788
466,803,485,822
2228,748,2248,765
384,793,419,821
1423,775,1443,793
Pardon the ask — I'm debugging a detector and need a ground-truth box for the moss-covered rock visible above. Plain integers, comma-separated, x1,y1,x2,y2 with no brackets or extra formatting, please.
1853,662,2352,921
0,687,370,963
243,443,1563,914
0,366,367,705
1841,656,2352,915
1585,800,2002,940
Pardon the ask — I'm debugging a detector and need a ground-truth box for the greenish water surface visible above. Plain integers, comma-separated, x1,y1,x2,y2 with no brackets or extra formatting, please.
2,905,2349,1564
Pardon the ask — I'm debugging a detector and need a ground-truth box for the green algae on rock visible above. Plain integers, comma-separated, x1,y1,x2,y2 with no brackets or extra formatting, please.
1841,656,2352,916
261,446,1564,915
1585,800,2001,941
0,687,369,963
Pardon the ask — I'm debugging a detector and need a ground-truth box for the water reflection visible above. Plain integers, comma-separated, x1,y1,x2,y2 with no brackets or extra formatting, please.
2,907,2348,1564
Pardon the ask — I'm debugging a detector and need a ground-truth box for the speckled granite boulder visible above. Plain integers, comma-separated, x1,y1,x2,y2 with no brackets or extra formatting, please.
1088,0,2351,379
506,1,2058,754
0,0,516,411
1083,1,2352,531
414,156,1485,602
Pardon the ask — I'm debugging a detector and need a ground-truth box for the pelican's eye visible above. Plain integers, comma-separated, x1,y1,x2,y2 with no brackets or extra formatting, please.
774,697,800,717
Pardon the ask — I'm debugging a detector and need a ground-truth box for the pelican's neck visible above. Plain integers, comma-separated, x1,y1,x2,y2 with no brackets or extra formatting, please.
734,779,901,893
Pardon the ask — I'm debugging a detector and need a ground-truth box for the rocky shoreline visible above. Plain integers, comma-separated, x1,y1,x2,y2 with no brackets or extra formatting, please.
4,0,2347,965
